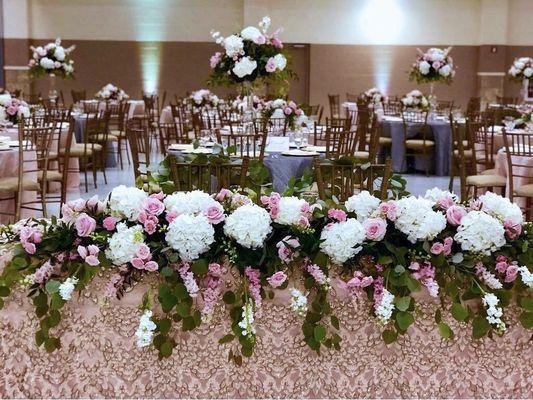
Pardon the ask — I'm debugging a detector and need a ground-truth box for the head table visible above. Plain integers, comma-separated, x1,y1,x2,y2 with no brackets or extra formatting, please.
0,252,529,398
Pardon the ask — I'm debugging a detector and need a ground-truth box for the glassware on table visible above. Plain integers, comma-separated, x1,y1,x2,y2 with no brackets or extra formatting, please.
301,128,309,147
199,129,210,146
293,130,303,150
503,116,516,131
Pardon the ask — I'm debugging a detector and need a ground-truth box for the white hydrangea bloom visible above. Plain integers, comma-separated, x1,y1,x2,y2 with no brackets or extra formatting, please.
345,191,381,222
240,26,262,42
108,185,148,221
223,35,244,57
58,277,78,300
454,211,506,255
273,53,287,70
290,288,308,316
135,310,156,348
394,197,446,243
320,218,366,265
224,204,272,248
477,192,524,224
165,214,215,261
163,190,218,215
105,223,145,266
424,187,457,203
274,197,307,226
232,57,257,78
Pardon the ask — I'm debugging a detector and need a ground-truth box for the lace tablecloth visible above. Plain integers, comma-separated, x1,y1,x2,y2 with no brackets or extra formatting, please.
0,257,531,398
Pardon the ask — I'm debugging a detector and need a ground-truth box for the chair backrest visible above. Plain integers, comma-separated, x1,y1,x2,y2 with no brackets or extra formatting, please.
126,120,152,180
82,100,101,113
436,100,454,116
168,156,249,194
325,127,355,158
346,93,358,103
502,129,533,203
401,109,431,144
313,156,392,202
224,132,268,161
158,123,179,154
468,116,495,170
71,90,86,104
382,100,401,116
466,97,481,118
328,94,341,119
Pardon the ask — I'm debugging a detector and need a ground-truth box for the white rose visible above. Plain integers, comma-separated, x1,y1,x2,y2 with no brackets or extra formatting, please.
524,67,533,78
54,46,65,61
273,53,287,71
439,64,451,77
223,35,244,58
418,61,431,75
241,26,263,42
232,57,257,78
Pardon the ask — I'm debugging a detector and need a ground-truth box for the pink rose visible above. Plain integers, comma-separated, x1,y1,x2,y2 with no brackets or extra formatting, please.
430,242,444,255
166,211,178,223
136,243,151,261
86,195,100,209
300,202,310,214
446,205,467,226
87,244,99,255
75,213,96,237
254,34,266,45
409,261,420,271
267,271,287,288
138,212,147,224
265,57,277,73
206,205,225,224
363,218,387,241
269,205,279,219
143,197,165,216
505,264,518,282
144,261,158,272
102,216,117,231
69,198,86,212
209,52,221,69
77,245,88,259
276,237,300,263
283,107,292,115
271,34,283,48
6,105,17,116
298,216,310,227
143,219,157,235
379,201,397,220
436,196,455,211
216,188,232,201
131,258,144,269
23,242,36,254
328,209,347,222
150,191,165,201
495,260,508,274
443,237,453,255
504,219,522,240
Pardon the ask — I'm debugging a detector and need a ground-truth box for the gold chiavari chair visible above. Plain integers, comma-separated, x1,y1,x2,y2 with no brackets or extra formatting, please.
502,129,533,220
313,156,392,202
107,101,131,169
324,126,356,159
382,100,401,117
71,90,86,104
168,156,249,194
301,104,323,125
158,123,180,156
126,120,152,183
170,103,193,143
328,94,341,119
0,122,54,221
400,108,434,176
223,131,268,161
466,97,481,118
436,100,454,116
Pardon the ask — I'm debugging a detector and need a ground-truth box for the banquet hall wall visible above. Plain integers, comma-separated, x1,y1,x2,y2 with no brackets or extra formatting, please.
2,0,532,107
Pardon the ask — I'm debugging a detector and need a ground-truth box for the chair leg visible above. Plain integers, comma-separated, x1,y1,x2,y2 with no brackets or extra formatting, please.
448,160,455,192
91,155,98,189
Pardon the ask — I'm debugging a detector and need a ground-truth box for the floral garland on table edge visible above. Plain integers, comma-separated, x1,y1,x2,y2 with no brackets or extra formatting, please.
508,57,533,83
260,98,309,130
189,89,221,109
0,185,531,362
360,88,386,106
409,47,455,85
207,16,295,90
0,93,30,124
95,83,129,102
28,38,75,79
401,90,430,111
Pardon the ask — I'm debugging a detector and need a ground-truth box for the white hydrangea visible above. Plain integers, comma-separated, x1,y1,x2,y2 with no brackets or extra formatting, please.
223,35,244,57
454,211,506,255
345,191,381,222
240,26,262,42
39,57,55,69
105,223,145,266
320,218,366,265
274,197,307,226
482,293,506,333
58,277,78,300
108,185,148,221
290,288,308,316
163,190,218,215
273,53,287,70
424,187,457,203
232,57,257,78
477,192,524,224
376,289,395,324
224,204,272,249
394,197,446,243
165,214,215,261
135,310,156,348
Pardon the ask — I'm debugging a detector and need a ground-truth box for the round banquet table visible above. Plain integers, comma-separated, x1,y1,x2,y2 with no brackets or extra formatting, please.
494,148,533,201
74,115,118,168
0,255,530,398
0,147,37,225
380,116,457,176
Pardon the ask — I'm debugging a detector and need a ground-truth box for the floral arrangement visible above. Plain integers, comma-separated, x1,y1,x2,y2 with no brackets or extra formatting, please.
401,90,430,111
231,95,263,112
409,47,455,84
0,185,531,363
189,89,221,109
95,83,129,102
208,16,293,87
518,104,532,124
28,38,75,79
360,88,386,105
260,98,309,130
0,93,30,124
508,57,533,83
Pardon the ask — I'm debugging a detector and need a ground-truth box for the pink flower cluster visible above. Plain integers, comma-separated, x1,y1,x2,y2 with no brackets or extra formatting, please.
475,262,504,288
19,226,42,254
377,201,397,221
373,276,386,310
104,273,124,298
77,245,100,266
504,219,522,240
138,193,165,234
343,270,374,300
276,236,300,263
495,256,519,283
210,52,222,68
62,195,104,222
409,261,439,297
131,244,158,272
179,262,200,297
430,237,453,256
328,209,346,222
201,263,224,319
261,192,281,218
33,260,58,284
245,267,262,316
267,270,287,288
303,260,328,286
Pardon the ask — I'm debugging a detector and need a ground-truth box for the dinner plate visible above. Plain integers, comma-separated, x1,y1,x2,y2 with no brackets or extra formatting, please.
168,144,193,151
182,148,212,154
305,145,327,153
282,149,319,157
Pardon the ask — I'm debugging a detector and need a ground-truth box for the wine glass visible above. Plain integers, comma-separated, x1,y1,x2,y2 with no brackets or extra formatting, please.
294,130,303,150
503,116,516,131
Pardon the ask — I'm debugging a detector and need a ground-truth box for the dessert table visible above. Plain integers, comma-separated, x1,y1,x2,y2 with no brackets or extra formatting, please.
0,263,530,398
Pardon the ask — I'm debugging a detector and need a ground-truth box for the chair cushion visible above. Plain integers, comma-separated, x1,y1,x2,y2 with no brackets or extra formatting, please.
405,139,435,149
0,177,39,192
91,134,118,142
378,137,392,145
48,151,59,160
111,129,126,138
466,174,507,187
453,149,473,158
514,184,533,197
60,143,102,157
481,168,496,175
353,151,369,159
38,170,63,182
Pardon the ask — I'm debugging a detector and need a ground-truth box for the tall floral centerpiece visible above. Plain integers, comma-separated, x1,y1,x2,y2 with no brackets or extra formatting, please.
208,16,294,130
28,38,75,102
409,47,455,111
508,57,533,83
95,83,129,102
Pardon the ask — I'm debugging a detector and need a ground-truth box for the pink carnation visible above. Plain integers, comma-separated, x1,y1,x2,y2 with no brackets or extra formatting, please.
267,271,287,288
